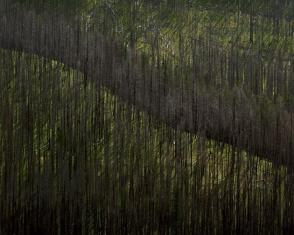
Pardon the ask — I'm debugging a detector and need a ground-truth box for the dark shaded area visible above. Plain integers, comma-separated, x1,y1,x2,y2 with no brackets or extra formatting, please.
0,0,294,234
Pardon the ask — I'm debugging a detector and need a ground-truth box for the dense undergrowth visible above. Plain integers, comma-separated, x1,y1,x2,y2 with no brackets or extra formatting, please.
0,0,294,234
1,49,294,234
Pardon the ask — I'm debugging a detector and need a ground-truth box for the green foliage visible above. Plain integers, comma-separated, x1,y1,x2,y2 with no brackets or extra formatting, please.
1,0,294,233
0,49,292,234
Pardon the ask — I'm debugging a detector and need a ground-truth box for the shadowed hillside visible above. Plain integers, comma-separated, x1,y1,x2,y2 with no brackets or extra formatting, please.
0,0,294,234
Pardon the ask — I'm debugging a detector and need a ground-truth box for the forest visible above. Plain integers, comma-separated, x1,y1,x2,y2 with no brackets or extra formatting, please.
0,0,293,234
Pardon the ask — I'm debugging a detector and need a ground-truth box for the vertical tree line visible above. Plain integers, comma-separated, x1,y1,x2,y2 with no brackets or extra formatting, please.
0,0,293,234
